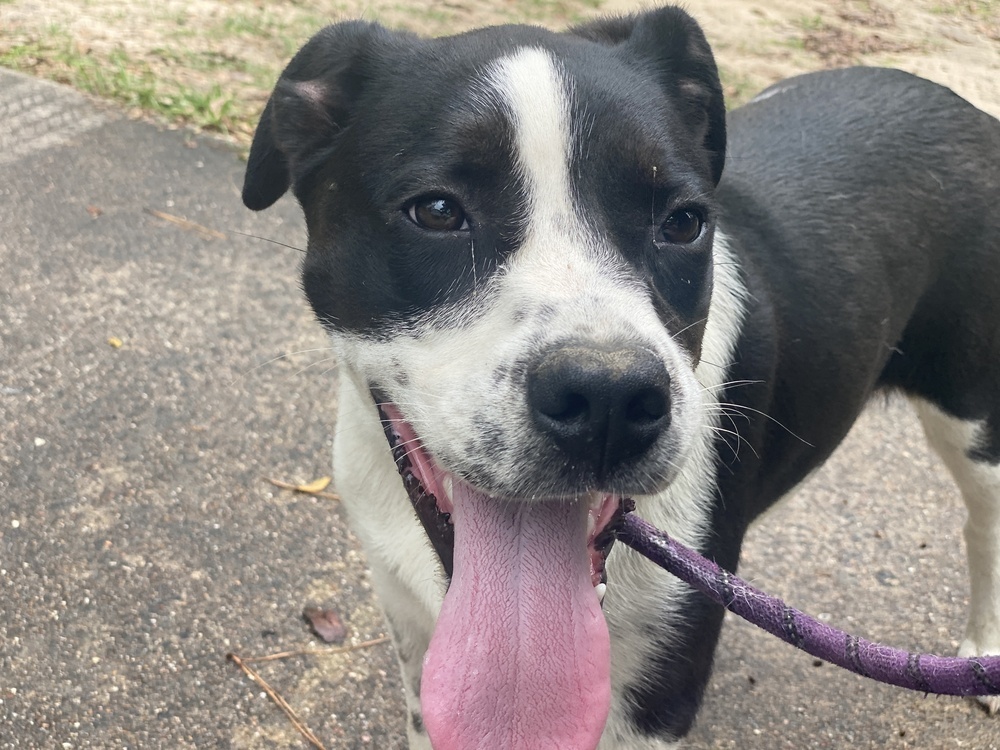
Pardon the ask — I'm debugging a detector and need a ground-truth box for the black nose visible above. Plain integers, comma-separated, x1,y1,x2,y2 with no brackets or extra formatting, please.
527,345,671,479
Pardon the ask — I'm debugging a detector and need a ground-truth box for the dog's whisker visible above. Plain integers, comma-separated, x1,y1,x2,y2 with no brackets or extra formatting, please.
711,402,814,447
714,410,754,427
695,357,735,371
230,347,338,386
672,316,709,339
390,436,428,453
229,228,306,254
280,356,344,383
702,407,753,429
703,379,764,392
708,425,759,460
313,364,343,382
470,237,478,288
651,165,658,233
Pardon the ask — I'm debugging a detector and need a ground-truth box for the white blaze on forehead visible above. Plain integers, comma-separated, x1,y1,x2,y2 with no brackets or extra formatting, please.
486,47,576,224
481,46,624,299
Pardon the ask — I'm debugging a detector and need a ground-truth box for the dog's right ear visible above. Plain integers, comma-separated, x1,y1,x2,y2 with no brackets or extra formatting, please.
242,21,386,211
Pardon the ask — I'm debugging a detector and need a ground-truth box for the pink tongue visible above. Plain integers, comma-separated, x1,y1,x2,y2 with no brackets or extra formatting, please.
421,483,611,750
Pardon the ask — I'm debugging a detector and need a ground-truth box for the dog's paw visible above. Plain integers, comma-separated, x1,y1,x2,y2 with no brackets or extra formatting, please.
982,697,1000,716
973,692,1000,715
959,638,1000,715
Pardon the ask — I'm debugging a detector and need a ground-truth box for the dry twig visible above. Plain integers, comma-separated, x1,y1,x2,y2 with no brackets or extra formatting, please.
226,637,388,747
226,652,327,750
243,636,391,664
144,207,226,240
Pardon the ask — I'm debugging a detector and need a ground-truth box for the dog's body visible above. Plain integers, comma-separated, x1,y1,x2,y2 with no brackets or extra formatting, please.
243,7,1000,748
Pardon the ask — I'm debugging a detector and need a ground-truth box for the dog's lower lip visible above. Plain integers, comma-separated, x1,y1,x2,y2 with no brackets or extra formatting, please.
377,401,455,576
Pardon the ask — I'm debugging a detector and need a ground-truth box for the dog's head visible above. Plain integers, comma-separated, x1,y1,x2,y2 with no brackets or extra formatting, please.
245,6,725,749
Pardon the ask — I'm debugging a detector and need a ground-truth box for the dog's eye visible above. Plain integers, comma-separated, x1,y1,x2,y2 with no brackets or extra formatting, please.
406,197,470,232
658,209,704,245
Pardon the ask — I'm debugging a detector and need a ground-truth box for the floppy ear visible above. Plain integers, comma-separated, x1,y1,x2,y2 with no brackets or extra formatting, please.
242,21,386,211
572,7,727,185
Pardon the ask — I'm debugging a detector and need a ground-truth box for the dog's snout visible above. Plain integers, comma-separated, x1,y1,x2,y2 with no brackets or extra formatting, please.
527,345,671,478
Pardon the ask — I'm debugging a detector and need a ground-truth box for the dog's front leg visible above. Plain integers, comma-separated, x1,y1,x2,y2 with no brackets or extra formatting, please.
333,375,445,746
915,399,1000,714
367,565,436,748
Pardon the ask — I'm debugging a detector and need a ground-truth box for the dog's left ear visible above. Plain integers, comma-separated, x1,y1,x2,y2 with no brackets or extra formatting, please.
242,21,392,211
572,7,727,185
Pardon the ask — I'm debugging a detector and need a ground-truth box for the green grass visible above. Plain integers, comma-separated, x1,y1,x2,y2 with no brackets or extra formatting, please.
220,13,282,38
931,0,999,15
74,50,159,108
158,83,238,131
0,35,240,134
512,0,603,23
0,0,613,144
795,14,828,32
150,47,268,79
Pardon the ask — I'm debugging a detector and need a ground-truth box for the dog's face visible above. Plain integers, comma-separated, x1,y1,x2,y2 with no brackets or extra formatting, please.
244,7,727,748
245,8,725,501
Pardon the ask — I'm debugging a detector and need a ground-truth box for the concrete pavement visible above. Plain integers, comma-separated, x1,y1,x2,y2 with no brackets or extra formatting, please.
1,67,996,748
1,68,405,748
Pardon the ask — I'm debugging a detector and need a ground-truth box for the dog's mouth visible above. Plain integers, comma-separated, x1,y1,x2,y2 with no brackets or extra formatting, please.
377,403,623,593
377,400,622,750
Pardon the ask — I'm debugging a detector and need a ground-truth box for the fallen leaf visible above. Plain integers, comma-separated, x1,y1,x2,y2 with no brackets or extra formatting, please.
264,476,339,500
296,476,331,494
303,607,347,644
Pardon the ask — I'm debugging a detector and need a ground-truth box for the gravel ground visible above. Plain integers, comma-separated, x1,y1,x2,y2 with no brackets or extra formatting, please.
0,69,404,749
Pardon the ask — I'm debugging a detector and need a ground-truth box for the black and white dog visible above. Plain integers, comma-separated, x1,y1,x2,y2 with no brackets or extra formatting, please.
242,6,1000,748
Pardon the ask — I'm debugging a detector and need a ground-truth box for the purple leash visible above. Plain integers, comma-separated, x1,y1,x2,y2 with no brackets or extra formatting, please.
617,512,1000,697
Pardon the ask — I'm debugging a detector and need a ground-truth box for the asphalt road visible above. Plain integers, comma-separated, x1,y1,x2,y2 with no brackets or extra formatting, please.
1,68,997,749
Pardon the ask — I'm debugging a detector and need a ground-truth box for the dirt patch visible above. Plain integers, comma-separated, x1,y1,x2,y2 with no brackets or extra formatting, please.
803,27,914,68
837,0,897,27
813,0,907,63
1,0,997,140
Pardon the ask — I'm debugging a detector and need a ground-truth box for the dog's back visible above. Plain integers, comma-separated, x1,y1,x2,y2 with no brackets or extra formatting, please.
715,67,1000,516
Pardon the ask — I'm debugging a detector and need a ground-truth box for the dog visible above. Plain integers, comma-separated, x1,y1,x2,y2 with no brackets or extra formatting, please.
241,5,1000,748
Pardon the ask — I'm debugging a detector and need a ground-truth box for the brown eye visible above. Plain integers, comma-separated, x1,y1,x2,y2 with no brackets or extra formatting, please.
659,209,704,245
407,197,469,232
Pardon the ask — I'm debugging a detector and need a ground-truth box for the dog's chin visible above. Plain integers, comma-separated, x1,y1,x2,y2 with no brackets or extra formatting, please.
377,400,619,750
